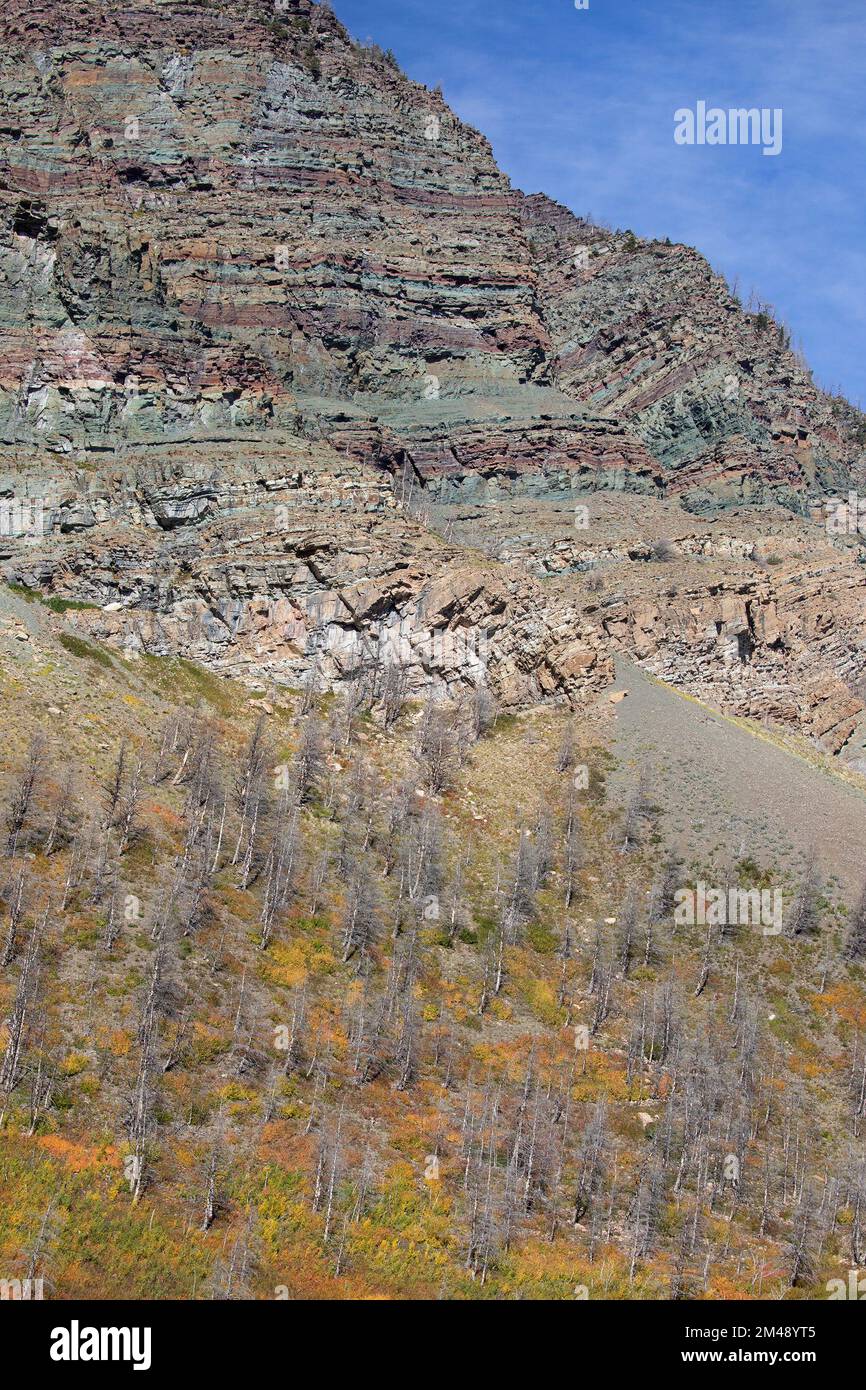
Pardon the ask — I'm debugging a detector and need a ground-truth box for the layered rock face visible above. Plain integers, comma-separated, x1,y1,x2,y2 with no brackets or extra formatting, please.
3,437,610,705
1,0,866,741
520,195,865,511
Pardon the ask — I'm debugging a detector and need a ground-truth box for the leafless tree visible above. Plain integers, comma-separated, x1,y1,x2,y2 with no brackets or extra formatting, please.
43,768,77,855
341,862,380,965
844,879,866,960
378,662,409,729
0,907,45,1127
413,696,459,793
293,716,325,805
618,765,652,854
127,947,163,1203
0,867,26,968
232,717,270,886
573,1100,608,1224
5,734,44,857
788,850,821,938
468,685,497,741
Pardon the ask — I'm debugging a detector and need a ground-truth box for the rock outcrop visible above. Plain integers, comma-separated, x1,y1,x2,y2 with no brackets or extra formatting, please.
1,0,866,741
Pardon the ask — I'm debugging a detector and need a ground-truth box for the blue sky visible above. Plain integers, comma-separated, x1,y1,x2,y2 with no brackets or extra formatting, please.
333,0,866,408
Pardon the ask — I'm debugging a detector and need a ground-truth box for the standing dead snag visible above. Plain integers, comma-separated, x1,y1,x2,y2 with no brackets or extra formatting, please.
259,802,302,950
117,754,144,856
231,717,270,882
555,721,577,774
562,785,584,909
627,1160,665,1282
618,765,651,854
787,850,822,938
399,799,443,919
127,947,164,1204
209,1211,258,1301
589,926,614,1036
27,1020,55,1136
844,878,866,960
787,1185,819,1288
616,888,638,978
467,685,497,742
322,1107,345,1245
0,906,45,1127
43,767,77,856
201,1144,220,1231
293,715,325,805
0,867,26,968
22,1194,59,1294
378,662,408,730
393,988,418,1092
499,825,540,946
5,734,44,858
413,696,459,794
340,863,379,965
102,741,127,830
573,1099,608,1224
693,919,715,997
281,987,308,1077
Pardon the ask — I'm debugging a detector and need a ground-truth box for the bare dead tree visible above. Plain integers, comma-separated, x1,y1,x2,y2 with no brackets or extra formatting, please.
618,765,651,854
259,803,302,950
26,1021,55,1136
102,741,128,832
562,785,584,909
787,850,822,938
231,717,269,875
413,696,459,794
293,716,325,805
201,1143,221,1231
5,734,44,857
616,888,639,978
117,754,144,855
0,867,26,968
844,879,866,961
340,862,380,966
127,947,163,1203
555,722,577,774
43,767,77,856
0,906,45,1127
573,1100,608,1224
378,662,409,729
468,685,497,741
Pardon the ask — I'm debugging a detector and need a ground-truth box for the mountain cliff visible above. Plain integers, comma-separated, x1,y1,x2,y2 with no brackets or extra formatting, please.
2,0,866,747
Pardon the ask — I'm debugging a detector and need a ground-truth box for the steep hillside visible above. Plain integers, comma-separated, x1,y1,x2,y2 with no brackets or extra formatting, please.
2,0,866,1305
0,593,865,1300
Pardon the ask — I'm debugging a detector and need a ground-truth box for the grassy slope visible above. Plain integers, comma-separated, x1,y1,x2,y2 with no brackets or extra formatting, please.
0,592,864,1300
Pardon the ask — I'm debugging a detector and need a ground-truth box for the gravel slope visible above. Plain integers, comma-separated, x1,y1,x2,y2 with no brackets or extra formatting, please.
610,657,866,902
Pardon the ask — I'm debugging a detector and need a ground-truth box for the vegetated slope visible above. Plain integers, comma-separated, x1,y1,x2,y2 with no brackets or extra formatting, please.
1,592,866,1300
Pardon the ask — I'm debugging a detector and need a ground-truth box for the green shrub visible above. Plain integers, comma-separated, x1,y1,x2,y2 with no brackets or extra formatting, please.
58,633,114,669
